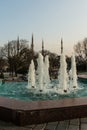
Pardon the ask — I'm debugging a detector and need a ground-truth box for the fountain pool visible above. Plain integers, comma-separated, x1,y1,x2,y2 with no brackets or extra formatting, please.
0,53,85,102
0,79,87,101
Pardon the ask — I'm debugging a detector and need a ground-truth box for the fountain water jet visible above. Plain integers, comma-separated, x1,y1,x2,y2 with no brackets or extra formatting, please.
58,53,69,93
37,53,44,92
44,55,50,86
71,53,77,88
27,60,35,89
27,51,78,95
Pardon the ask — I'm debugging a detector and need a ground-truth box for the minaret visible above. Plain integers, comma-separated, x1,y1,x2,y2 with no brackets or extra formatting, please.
61,38,63,54
42,39,44,56
31,34,34,59
8,41,10,57
31,34,34,50
17,36,19,54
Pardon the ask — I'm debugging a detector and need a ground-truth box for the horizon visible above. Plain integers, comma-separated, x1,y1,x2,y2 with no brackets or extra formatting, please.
0,0,87,55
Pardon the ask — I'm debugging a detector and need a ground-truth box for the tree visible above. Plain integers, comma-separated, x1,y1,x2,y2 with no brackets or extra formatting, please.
83,38,87,71
16,47,33,74
1,38,29,76
83,38,87,59
74,38,87,72
74,42,82,57
0,58,7,71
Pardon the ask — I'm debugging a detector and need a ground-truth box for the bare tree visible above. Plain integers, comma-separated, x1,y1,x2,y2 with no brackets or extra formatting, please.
74,42,83,56
74,38,87,71
1,38,29,76
83,38,87,71
83,38,87,59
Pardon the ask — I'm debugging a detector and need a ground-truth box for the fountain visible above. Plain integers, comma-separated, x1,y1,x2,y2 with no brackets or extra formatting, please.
44,55,50,86
26,52,79,95
0,51,87,126
27,60,36,89
0,51,84,102
37,53,44,92
71,53,78,88
58,53,69,93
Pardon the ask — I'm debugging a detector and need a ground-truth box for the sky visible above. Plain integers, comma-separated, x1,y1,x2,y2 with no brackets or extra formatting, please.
0,0,87,55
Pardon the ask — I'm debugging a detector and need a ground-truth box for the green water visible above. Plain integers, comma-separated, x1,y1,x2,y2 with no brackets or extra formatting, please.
0,79,87,101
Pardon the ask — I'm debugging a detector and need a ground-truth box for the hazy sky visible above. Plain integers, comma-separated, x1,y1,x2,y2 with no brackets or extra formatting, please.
0,0,87,55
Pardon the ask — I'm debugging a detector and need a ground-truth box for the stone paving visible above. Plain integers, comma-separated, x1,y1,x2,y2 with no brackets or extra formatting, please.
0,118,87,130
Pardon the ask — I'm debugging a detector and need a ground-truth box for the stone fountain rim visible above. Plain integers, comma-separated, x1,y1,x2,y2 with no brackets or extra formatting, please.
0,96,87,126
0,96,87,111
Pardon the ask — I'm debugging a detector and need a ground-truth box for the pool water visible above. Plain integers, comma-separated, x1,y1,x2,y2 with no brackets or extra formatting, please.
0,79,87,101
